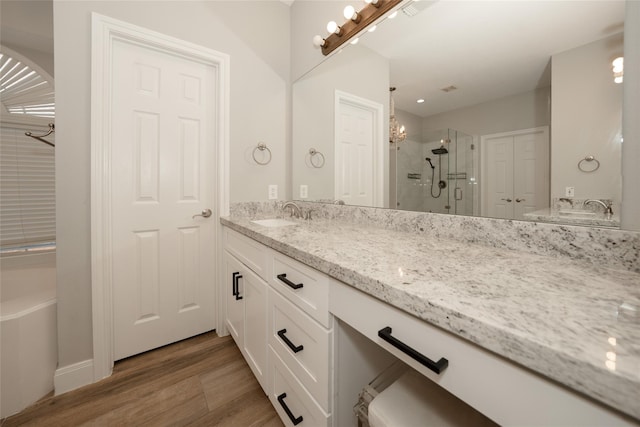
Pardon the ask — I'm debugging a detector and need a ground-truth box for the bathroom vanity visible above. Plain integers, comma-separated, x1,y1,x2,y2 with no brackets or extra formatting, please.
221,202,640,427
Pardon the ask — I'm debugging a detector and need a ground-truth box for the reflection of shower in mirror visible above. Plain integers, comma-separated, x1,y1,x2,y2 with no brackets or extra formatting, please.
396,128,476,215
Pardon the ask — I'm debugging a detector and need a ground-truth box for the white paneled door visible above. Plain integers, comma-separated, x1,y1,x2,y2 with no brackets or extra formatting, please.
110,39,217,360
482,127,549,220
335,91,383,207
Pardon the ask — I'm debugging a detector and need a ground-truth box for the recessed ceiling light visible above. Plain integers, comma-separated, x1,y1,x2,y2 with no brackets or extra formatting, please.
417,99,425,103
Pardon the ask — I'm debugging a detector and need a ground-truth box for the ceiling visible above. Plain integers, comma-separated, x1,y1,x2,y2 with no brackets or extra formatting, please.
359,0,625,117
0,0,54,55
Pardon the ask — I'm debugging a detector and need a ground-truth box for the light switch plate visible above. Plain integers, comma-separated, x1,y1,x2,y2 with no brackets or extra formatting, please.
565,186,575,197
300,185,308,199
268,184,278,200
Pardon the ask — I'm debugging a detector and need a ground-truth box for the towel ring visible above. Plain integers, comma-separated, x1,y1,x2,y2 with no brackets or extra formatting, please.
578,155,600,173
252,142,271,165
309,148,325,168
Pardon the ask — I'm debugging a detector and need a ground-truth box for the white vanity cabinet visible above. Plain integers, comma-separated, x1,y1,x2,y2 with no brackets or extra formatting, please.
267,252,333,427
222,229,269,392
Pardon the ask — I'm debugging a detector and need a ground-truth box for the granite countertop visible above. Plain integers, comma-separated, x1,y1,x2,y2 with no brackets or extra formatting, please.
221,209,640,421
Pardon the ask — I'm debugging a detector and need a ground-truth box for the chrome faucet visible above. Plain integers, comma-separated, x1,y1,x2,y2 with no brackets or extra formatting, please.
583,199,613,219
282,201,303,219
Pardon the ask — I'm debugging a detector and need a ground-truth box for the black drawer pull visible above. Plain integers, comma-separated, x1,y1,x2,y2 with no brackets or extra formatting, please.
233,272,243,301
378,326,448,374
232,272,240,296
277,273,303,290
277,329,304,353
277,393,303,425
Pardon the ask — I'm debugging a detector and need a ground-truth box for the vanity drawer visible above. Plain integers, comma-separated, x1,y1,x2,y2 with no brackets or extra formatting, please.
224,228,270,281
271,252,330,328
329,279,637,427
269,347,331,427
269,287,332,412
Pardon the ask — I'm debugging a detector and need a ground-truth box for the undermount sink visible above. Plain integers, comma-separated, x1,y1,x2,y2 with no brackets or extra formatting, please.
251,218,298,227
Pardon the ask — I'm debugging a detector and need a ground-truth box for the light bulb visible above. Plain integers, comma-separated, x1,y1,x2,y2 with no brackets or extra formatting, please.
365,0,380,6
344,5,359,21
368,25,377,33
614,76,623,84
350,37,359,45
313,35,326,47
612,56,623,72
388,11,398,19
327,21,342,35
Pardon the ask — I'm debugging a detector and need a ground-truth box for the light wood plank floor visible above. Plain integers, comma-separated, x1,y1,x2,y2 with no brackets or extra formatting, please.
3,332,283,427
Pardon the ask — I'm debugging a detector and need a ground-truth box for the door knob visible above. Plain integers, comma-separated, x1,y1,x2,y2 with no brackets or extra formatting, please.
516,198,526,203
501,198,512,202
192,208,212,219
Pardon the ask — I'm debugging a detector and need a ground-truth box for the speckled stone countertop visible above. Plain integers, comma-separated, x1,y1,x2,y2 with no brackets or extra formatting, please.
221,203,640,421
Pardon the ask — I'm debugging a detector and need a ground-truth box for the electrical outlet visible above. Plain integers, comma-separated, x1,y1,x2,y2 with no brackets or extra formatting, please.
268,184,278,200
565,186,575,197
300,185,308,199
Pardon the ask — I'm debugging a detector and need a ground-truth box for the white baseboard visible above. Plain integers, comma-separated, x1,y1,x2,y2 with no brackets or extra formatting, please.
54,359,94,395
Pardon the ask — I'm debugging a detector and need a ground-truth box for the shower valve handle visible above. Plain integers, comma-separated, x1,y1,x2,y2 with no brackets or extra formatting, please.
501,198,512,202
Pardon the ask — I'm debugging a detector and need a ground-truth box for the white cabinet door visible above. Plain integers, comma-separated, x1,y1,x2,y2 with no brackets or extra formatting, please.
223,249,268,393
223,252,244,347
242,265,268,391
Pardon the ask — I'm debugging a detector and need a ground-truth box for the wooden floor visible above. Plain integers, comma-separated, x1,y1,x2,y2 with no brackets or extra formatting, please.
3,332,283,427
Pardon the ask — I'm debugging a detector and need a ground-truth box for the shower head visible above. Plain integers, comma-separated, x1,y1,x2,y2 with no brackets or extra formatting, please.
432,147,448,155
425,157,435,169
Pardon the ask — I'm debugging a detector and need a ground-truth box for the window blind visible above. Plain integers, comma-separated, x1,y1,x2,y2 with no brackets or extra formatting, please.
0,125,55,249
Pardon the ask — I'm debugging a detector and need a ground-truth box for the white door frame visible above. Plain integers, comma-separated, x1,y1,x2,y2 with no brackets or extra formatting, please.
91,13,229,382
334,90,384,207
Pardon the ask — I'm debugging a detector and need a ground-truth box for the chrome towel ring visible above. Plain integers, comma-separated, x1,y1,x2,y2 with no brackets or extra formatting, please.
252,142,272,165
309,148,325,168
578,155,600,173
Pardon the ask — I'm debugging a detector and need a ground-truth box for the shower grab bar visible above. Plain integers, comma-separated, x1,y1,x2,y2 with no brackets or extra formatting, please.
378,326,448,374
25,123,55,147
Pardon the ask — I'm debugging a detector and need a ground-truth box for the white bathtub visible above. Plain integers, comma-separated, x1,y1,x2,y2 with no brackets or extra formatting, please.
1,252,57,419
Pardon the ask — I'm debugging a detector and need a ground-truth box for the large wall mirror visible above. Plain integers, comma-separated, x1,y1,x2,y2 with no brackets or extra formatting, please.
292,0,626,229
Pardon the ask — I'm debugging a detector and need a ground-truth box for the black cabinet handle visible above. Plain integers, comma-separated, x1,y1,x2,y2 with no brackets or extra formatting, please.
277,329,304,353
277,393,303,425
232,272,240,296
378,326,448,374
233,272,243,301
277,273,303,290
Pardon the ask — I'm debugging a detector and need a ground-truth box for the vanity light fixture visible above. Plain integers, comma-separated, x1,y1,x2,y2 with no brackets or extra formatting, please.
612,56,623,84
313,0,403,56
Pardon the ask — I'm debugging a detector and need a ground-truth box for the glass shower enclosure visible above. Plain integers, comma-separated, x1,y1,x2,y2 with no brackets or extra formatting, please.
395,128,476,216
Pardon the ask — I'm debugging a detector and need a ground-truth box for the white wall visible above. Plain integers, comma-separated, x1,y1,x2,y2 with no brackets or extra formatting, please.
54,0,289,374
292,45,389,204
551,34,623,204
290,0,352,82
421,87,550,137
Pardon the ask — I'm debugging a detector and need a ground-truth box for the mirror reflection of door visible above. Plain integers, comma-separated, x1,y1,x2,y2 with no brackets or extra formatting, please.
335,91,384,207
481,127,550,220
